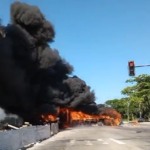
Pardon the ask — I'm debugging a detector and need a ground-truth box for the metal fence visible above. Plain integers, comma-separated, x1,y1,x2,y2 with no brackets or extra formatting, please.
0,123,59,150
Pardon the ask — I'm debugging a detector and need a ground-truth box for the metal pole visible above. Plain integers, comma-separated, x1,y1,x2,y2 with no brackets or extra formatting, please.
127,101,130,122
139,103,142,118
135,64,150,68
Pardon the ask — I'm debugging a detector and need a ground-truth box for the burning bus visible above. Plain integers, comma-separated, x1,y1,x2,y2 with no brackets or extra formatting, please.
0,1,121,129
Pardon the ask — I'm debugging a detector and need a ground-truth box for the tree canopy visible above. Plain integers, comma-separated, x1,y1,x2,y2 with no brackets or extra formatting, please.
105,74,150,120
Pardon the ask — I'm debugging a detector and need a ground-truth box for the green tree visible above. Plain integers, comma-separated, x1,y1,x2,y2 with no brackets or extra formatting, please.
105,98,128,119
105,74,150,120
122,74,150,120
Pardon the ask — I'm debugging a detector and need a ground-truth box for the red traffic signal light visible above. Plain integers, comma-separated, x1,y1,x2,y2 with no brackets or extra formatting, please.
128,61,135,76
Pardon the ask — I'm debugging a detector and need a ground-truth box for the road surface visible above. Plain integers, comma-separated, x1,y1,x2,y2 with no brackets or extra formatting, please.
27,124,150,150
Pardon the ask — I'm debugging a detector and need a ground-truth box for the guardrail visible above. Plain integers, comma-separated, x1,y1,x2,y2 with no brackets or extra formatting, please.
0,123,59,150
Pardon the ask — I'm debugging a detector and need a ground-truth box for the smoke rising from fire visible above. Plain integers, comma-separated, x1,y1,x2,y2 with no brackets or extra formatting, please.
11,2,55,44
0,108,6,120
0,2,98,123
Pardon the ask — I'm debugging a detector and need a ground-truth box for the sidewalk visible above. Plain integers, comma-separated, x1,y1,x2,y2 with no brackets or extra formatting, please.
121,121,150,128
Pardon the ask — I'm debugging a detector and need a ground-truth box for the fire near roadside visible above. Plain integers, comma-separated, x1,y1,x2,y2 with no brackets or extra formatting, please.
0,2,122,128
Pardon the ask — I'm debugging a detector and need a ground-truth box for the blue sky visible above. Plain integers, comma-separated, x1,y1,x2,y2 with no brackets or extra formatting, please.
1,0,150,104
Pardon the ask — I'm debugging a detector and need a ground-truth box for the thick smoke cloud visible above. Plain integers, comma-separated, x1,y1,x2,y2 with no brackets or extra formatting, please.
0,2,98,124
11,2,55,44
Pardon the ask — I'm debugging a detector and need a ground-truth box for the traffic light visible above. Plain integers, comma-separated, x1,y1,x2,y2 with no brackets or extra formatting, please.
128,61,135,76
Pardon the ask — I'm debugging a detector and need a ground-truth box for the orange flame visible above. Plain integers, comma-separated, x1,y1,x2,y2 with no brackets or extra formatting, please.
70,111,99,122
40,107,122,127
41,114,57,122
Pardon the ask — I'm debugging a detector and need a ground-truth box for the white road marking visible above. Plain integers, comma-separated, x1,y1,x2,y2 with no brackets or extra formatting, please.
97,138,109,144
102,142,109,144
70,140,75,145
85,140,93,145
109,138,125,144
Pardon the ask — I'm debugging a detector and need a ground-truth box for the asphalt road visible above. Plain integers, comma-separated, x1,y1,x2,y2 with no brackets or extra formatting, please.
27,123,150,150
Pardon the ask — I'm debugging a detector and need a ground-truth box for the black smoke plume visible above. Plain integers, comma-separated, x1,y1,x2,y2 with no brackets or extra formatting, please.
0,2,98,124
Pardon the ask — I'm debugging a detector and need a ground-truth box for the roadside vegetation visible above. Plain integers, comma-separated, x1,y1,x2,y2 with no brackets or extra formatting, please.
105,74,150,121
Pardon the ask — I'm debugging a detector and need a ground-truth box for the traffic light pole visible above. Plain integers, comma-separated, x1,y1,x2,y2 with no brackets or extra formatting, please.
128,61,150,76
135,64,150,68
